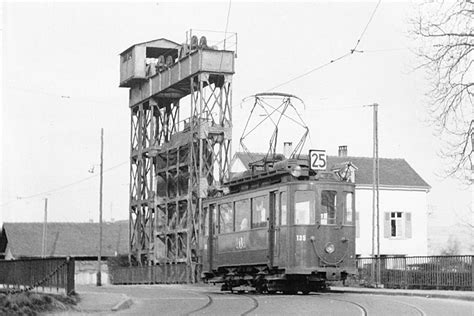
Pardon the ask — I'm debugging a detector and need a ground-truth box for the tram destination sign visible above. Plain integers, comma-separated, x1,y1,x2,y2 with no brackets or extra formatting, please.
309,149,327,171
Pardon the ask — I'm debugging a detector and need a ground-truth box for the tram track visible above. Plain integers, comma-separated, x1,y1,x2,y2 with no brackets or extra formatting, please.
322,291,428,316
183,293,213,316
387,298,427,316
184,291,260,316
317,294,369,316
240,294,259,316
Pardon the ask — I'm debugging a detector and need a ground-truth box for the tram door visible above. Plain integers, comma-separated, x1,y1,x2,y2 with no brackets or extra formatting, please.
208,204,217,271
269,191,277,267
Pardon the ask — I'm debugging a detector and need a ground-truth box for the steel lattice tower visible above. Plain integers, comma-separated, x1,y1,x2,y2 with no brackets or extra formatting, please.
120,36,235,282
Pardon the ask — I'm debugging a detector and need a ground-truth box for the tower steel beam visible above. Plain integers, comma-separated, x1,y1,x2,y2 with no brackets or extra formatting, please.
122,39,235,282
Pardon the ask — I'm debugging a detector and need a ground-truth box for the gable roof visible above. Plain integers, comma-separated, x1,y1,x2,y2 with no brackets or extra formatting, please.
233,152,430,189
2,221,129,259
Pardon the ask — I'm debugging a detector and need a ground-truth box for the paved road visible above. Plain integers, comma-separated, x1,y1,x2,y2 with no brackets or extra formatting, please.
77,284,473,316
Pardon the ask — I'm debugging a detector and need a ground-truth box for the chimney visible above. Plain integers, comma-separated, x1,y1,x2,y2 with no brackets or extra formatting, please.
338,145,347,157
283,142,293,158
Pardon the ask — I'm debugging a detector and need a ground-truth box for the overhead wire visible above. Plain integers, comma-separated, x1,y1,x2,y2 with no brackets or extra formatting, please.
223,0,232,50
267,0,383,91
0,161,129,207
6,84,125,107
350,0,383,54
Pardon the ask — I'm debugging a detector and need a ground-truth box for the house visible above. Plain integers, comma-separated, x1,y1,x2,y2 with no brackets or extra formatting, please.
231,147,431,257
0,221,129,284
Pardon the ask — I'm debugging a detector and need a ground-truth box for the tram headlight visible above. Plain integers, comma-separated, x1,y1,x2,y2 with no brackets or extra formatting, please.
291,165,302,177
325,243,335,254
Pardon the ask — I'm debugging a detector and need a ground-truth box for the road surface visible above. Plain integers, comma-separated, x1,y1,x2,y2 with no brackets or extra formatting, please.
76,284,473,316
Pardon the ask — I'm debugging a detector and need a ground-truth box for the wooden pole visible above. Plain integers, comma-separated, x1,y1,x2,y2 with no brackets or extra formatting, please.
374,104,380,286
41,198,48,258
97,128,104,286
367,103,379,286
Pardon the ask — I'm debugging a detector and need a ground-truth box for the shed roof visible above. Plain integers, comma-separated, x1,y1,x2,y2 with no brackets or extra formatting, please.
233,152,430,189
120,38,180,55
1,221,128,259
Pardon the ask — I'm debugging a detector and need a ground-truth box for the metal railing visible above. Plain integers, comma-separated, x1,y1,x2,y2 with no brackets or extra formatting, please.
110,263,192,285
0,257,75,295
356,255,473,291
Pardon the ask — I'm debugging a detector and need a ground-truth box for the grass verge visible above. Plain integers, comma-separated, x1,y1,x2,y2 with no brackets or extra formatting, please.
0,291,77,315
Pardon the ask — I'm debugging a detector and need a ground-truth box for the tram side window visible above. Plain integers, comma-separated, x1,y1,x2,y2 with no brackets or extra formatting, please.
235,199,250,231
211,204,217,236
281,192,287,226
251,196,267,228
219,203,233,233
343,192,354,225
295,190,315,225
203,206,209,236
321,190,337,225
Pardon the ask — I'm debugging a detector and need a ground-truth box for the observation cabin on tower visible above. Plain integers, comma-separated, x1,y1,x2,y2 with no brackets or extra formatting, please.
119,35,236,101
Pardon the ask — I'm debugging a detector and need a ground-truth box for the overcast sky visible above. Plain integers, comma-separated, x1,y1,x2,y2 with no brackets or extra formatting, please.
0,1,471,228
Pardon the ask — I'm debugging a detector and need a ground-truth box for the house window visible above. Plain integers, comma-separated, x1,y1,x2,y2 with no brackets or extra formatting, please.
391,212,402,237
321,190,337,225
384,212,412,239
355,212,360,238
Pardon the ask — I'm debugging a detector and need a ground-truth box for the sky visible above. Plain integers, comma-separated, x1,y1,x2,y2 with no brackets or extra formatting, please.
0,1,471,237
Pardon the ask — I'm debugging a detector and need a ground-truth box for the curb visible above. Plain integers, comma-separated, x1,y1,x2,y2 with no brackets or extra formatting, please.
111,298,133,311
330,288,474,302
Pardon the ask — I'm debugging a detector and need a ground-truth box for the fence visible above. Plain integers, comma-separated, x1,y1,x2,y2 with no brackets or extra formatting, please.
356,255,473,291
0,257,75,295
110,263,192,285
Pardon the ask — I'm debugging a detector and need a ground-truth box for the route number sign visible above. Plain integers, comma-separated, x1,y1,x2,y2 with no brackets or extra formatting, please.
309,149,327,170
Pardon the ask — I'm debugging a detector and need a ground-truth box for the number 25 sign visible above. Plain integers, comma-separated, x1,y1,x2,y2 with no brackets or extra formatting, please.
309,150,327,170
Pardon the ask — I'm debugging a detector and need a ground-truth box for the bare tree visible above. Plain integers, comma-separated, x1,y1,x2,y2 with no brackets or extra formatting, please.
440,235,461,255
412,1,473,181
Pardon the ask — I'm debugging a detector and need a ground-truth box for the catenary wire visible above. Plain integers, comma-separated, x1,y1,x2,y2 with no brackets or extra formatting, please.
0,161,129,207
267,0,383,91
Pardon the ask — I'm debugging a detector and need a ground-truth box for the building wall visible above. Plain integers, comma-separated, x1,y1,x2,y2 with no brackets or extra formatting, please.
75,261,110,285
355,188,428,256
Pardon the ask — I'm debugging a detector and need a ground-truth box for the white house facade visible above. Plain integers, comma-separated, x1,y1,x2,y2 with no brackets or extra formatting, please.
355,187,429,256
230,149,431,257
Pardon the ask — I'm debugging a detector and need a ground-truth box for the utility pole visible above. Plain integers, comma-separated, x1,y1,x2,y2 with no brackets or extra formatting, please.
366,103,379,286
97,128,104,286
375,104,380,286
41,198,48,258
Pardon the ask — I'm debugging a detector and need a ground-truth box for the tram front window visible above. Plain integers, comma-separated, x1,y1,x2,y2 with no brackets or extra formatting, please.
295,190,315,225
321,190,337,225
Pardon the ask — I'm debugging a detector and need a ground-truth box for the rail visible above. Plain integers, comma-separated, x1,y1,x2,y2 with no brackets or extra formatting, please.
0,257,75,295
356,255,473,291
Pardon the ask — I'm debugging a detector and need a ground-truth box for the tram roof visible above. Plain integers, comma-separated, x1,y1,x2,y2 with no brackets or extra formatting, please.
232,152,430,189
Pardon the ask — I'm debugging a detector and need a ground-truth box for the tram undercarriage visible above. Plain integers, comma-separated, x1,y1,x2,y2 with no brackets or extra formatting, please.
205,266,347,294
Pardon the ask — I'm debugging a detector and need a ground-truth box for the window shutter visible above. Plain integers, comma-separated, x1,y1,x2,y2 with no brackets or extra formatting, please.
384,212,391,238
405,213,412,238
356,212,360,238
